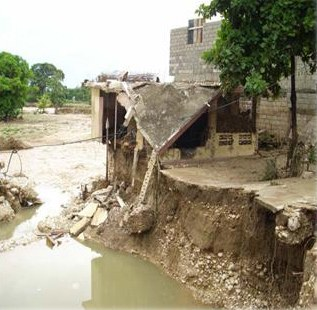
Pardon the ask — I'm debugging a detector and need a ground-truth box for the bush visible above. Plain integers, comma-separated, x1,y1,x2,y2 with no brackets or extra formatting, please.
258,131,280,150
37,94,51,113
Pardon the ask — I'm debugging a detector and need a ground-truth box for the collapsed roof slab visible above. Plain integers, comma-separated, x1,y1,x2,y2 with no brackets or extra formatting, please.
133,83,220,153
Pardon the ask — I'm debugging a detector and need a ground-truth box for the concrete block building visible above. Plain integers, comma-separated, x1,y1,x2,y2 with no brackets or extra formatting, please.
169,19,316,143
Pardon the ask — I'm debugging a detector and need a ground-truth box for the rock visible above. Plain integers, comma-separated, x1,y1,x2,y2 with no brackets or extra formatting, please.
77,233,85,241
10,187,19,195
123,204,155,234
228,262,236,271
91,208,108,227
37,220,52,233
288,215,301,232
116,195,127,208
91,186,113,203
0,199,15,222
166,215,173,222
78,202,99,218
70,217,90,236
10,199,22,213
218,252,223,258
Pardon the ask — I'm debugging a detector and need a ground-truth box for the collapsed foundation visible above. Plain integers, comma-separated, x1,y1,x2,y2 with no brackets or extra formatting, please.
89,153,316,308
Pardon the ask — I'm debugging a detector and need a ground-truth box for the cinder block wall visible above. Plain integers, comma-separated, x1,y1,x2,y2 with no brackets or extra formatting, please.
257,96,290,141
169,21,221,82
170,21,316,143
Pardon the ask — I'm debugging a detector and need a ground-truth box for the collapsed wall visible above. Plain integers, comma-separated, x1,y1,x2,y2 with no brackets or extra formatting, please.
95,165,315,308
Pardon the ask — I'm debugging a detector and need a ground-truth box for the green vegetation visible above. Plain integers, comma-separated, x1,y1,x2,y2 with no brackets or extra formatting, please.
65,86,90,104
29,62,66,108
197,0,316,176
0,51,31,121
37,94,52,113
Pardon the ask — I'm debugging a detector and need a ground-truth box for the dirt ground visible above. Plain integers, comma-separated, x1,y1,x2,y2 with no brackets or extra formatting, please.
0,109,105,193
0,107,92,147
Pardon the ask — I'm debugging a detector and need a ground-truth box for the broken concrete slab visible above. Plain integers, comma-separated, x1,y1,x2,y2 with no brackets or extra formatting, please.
78,202,99,218
91,208,108,227
92,186,113,204
70,217,90,236
116,195,127,208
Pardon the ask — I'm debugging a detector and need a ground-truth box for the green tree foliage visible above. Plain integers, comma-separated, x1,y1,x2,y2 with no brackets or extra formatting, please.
37,94,51,113
30,63,66,107
0,51,31,121
197,0,316,175
65,86,90,103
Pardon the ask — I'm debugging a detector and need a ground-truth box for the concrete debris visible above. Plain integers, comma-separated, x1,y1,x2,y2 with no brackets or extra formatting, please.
91,208,108,227
78,202,99,218
91,185,113,204
116,195,127,208
70,217,91,236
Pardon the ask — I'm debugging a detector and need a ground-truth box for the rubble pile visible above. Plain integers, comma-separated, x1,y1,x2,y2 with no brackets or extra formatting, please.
0,179,41,223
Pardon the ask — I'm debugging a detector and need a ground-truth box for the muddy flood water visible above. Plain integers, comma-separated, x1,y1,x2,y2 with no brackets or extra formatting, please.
0,165,209,309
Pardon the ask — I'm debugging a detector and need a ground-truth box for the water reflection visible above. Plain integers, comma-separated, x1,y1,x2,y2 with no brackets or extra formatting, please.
82,240,208,309
0,237,209,309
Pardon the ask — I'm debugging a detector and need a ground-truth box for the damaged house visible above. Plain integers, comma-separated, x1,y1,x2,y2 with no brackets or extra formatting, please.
87,74,257,203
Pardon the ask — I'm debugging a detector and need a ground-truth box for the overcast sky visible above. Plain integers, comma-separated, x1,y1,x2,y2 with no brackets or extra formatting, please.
0,0,215,87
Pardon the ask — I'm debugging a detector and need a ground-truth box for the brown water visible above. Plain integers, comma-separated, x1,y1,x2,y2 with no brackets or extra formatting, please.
0,185,210,309
0,237,210,309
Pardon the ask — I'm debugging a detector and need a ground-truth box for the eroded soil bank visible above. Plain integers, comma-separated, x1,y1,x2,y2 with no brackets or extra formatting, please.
85,171,316,309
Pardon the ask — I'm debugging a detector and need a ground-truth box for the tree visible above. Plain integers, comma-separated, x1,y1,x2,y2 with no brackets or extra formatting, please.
197,0,316,175
65,86,90,103
30,63,66,107
37,94,51,114
0,52,31,121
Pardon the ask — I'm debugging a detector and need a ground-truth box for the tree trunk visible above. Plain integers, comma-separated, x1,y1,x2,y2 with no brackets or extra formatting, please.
251,96,258,133
251,96,258,152
287,55,299,175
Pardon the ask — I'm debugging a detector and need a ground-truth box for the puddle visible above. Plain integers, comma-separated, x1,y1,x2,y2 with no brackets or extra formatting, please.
0,184,69,241
0,238,209,309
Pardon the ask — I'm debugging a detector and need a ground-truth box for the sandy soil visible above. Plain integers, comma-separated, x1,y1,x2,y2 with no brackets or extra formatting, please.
0,110,106,193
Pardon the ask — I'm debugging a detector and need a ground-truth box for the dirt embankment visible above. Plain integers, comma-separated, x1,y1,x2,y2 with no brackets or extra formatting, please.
80,170,315,309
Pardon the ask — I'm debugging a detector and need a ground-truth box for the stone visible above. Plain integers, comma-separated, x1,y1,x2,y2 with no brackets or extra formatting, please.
37,220,53,233
78,202,99,218
0,199,15,222
287,215,301,232
218,252,223,258
91,208,108,227
70,217,90,236
10,187,19,195
116,195,127,208
91,186,113,203
77,233,85,241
